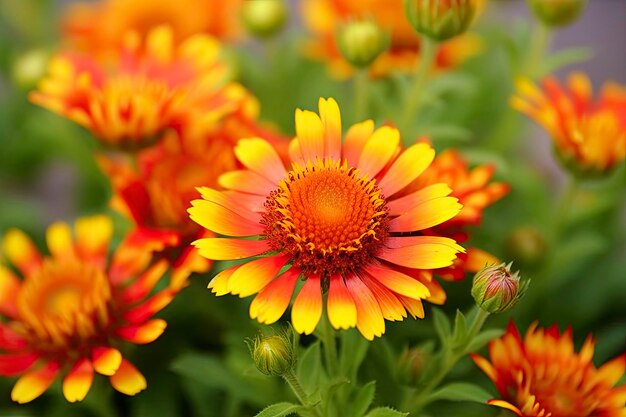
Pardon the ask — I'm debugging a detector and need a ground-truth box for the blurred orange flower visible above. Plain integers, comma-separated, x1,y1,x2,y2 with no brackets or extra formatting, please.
63,0,243,54
301,0,482,78
189,98,465,340
0,216,186,403
472,322,626,417
512,72,626,173
30,25,241,150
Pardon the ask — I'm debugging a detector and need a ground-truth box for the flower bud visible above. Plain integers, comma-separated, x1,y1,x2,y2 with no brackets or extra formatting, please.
246,329,296,376
471,262,529,314
241,0,287,39
397,346,430,385
405,0,479,41
337,19,389,68
12,49,49,88
527,0,587,27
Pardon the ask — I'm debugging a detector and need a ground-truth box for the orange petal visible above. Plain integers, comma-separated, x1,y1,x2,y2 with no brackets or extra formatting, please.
327,275,357,330
110,359,147,396
197,187,260,214
92,347,122,376
470,353,498,382
396,294,425,319
123,290,175,323
345,275,385,340
291,275,322,335
342,120,374,167
11,362,59,404
121,259,169,304
74,215,113,267
288,138,304,165
378,143,435,197
235,138,286,184
365,264,430,300
360,274,406,321
117,319,167,344
0,324,28,350
357,126,400,179
250,268,300,324
227,255,290,297
46,221,76,260
188,199,264,237
2,229,42,276
464,248,500,273
0,265,21,318
0,353,38,376
63,358,94,403
595,353,626,387
218,170,277,196
207,264,241,296
223,190,267,212
389,196,462,232
487,400,524,416
318,97,342,160
378,237,464,270
192,237,270,261
388,183,453,216
295,109,324,162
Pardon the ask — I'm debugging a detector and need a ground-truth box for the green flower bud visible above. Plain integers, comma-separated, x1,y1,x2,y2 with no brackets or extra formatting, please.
246,328,296,376
337,19,390,68
12,49,49,88
405,0,479,41
241,0,287,39
397,346,431,385
471,262,529,314
527,0,587,27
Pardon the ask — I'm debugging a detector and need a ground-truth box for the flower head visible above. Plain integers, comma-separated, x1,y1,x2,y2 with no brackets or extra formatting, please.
512,72,626,174
528,0,587,27
405,0,480,41
189,97,465,340
62,0,243,54
0,216,186,403
337,19,390,68
30,25,238,150
241,0,288,39
472,322,626,417
301,0,482,78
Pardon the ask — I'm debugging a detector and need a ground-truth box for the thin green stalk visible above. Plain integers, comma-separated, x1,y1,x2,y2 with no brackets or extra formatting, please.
354,68,369,121
321,310,339,377
401,36,438,132
551,176,578,244
283,369,322,417
524,23,551,79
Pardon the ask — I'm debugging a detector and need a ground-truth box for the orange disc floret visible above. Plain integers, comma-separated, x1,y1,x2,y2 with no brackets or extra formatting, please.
301,0,482,78
0,216,187,403
29,25,238,150
472,322,626,417
512,72,626,173
189,97,466,340
62,0,243,54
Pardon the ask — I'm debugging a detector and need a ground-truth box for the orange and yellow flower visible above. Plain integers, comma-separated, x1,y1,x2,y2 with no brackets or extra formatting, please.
62,0,243,54
0,216,186,403
472,322,626,417
512,72,626,173
30,25,240,150
189,97,465,340
301,0,482,78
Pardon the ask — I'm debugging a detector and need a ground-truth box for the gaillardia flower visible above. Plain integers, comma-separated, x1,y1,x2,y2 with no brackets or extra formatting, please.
472,322,626,417
512,72,626,174
30,25,239,150
0,216,186,403
301,0,482,78
189,98,465,340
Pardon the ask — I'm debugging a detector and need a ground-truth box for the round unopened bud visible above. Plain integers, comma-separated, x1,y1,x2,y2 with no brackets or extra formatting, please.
247,330,296,376
471,262,529,314
241,0,287,39
527,0,587,27
397,346,430,385
337,19,389,68
506,226,547,268
12,49,49,88
405,0,479,41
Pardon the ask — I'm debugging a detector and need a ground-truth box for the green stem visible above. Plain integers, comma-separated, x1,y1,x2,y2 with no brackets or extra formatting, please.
467,308,490,341
321,310,339,377
524,23,551,79
551,176,578,244
401,36,438,132
283,368,321,416
354,68,369,121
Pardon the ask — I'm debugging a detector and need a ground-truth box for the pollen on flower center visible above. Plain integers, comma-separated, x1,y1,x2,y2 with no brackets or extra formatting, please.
17,260,111,350
262,158,388,276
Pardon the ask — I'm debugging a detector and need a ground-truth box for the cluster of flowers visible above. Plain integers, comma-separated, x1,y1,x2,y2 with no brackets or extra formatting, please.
1,0,624,415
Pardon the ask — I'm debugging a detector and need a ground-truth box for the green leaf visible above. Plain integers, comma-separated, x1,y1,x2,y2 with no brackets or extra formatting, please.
541,47,592,75
451,309,468,347
364,406,409,417
429,382,492,403
351,381,376,417
255,402,302,417
339,330,369,379
465,329,505,354
432,308,451,343
297,341,323,392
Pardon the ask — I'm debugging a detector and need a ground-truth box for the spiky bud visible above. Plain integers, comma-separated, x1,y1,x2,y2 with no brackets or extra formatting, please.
241,0,287,39
472,262,529,314
337,19,389,68
246,328,296,376
527,0,587,27
405,0,479,41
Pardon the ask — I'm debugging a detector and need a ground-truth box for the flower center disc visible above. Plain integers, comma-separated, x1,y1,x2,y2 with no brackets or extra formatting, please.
17,259,112,351
263,159,388,275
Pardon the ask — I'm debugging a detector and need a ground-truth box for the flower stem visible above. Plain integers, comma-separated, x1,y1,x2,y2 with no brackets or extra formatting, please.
321,310,339,377
524,23,551,79
354,68,369,122
283,369,318,411
551,176,578,244
401,36,438,132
